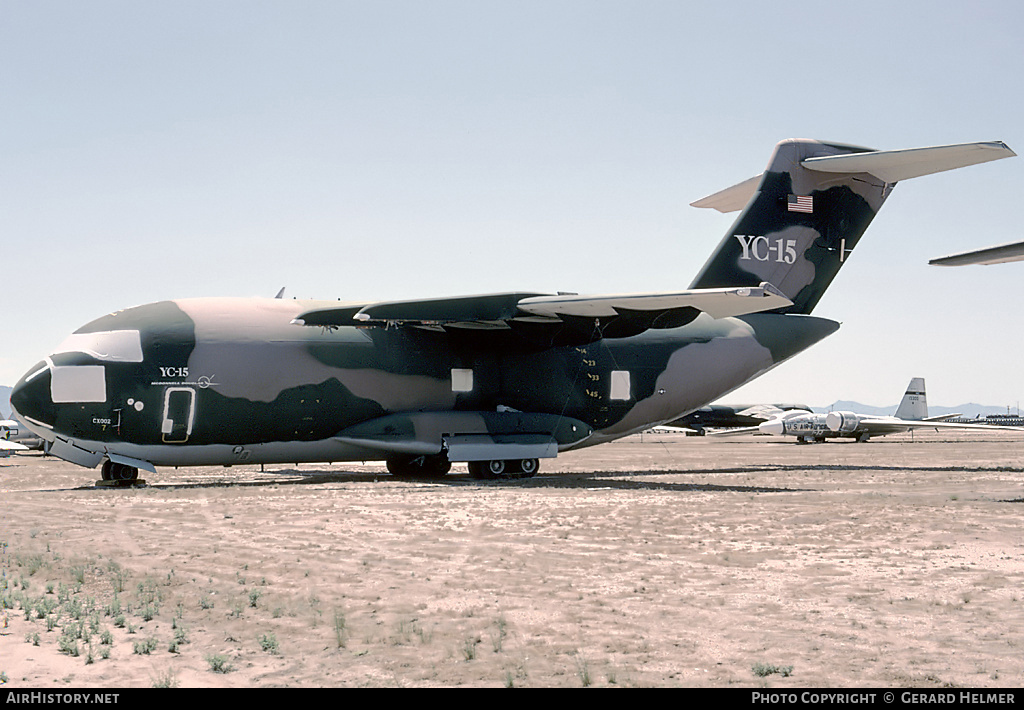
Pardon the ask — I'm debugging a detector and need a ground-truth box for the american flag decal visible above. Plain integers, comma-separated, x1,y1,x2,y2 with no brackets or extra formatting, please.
788,194,813,213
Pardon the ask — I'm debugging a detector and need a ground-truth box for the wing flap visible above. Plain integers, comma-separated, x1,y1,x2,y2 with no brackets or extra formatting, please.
516,282,791,319
292,293,543,328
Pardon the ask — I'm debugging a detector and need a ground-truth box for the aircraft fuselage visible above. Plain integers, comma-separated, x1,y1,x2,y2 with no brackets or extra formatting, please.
11,297,837,471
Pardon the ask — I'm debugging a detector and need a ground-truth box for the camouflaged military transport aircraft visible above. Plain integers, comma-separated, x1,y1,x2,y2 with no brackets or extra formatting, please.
10,138,1015,483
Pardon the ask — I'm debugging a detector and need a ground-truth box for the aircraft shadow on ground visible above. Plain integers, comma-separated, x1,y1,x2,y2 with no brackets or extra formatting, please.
42,467,815,494
16,461,1024,495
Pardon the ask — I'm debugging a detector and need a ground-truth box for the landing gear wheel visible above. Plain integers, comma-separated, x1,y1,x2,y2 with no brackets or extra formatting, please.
468,459,506,480
101,460,139,483
468,459,538,480
517,458,539,478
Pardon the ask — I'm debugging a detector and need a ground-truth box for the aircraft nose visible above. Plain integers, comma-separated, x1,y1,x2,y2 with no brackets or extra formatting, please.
10,362,56,438
758,419,785,436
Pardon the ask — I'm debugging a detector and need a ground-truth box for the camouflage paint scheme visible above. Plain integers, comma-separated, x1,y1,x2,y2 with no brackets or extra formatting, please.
10,138,1014,481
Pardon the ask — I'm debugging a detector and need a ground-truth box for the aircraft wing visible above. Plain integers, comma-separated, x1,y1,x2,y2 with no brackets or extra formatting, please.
929,240,1024,266
705,425,766,436
0,439,28,451
514,283,790,319
733,404,796,419
857,417,1023,435
293,282,791,340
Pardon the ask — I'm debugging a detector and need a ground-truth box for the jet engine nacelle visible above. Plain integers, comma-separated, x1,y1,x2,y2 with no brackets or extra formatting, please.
758,418,787,436
825,411,861,433
758,413,813,436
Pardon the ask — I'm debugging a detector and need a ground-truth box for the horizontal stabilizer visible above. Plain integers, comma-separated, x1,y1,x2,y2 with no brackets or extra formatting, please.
930,239,1024,266
802,141,1015,182
692,140,1015,214
689,175,762,213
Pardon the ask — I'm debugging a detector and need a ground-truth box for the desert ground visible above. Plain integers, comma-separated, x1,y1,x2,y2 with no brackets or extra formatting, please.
2,429,1024,688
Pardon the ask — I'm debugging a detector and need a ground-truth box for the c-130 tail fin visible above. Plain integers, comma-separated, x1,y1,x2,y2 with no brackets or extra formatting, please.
688,139,1014,315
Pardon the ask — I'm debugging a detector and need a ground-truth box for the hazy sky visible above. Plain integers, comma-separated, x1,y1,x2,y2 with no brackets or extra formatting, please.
2,0,1021,410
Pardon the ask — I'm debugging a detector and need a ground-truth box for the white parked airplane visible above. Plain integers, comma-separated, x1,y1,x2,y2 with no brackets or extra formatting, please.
711,378,1019,443
1,415,44,450
0,420,30,455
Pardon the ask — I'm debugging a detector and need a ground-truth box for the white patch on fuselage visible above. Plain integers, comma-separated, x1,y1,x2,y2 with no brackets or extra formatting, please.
51,365,107,403
52,330,143,362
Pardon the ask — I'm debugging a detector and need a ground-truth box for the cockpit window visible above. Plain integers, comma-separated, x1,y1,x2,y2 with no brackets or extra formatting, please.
51,330,143,363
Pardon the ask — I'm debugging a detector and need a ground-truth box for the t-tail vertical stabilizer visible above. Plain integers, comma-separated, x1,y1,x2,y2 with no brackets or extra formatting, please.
689,140,1015,314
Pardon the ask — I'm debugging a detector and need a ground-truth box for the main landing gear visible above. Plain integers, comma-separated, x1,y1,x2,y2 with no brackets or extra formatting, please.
384,456,541,480
467,458,539,480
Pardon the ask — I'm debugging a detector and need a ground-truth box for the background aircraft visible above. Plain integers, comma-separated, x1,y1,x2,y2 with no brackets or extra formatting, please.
0,419,32,456
661,403,811,435
9,138,1014,482
714,378,1019,443
929,240,1024,266
0,438,28,453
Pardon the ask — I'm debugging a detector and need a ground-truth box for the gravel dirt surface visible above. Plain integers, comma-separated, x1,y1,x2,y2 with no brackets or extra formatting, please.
2,430,1023,688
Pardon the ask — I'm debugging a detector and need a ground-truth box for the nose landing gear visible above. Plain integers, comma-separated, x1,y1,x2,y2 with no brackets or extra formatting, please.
98,459,142,487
